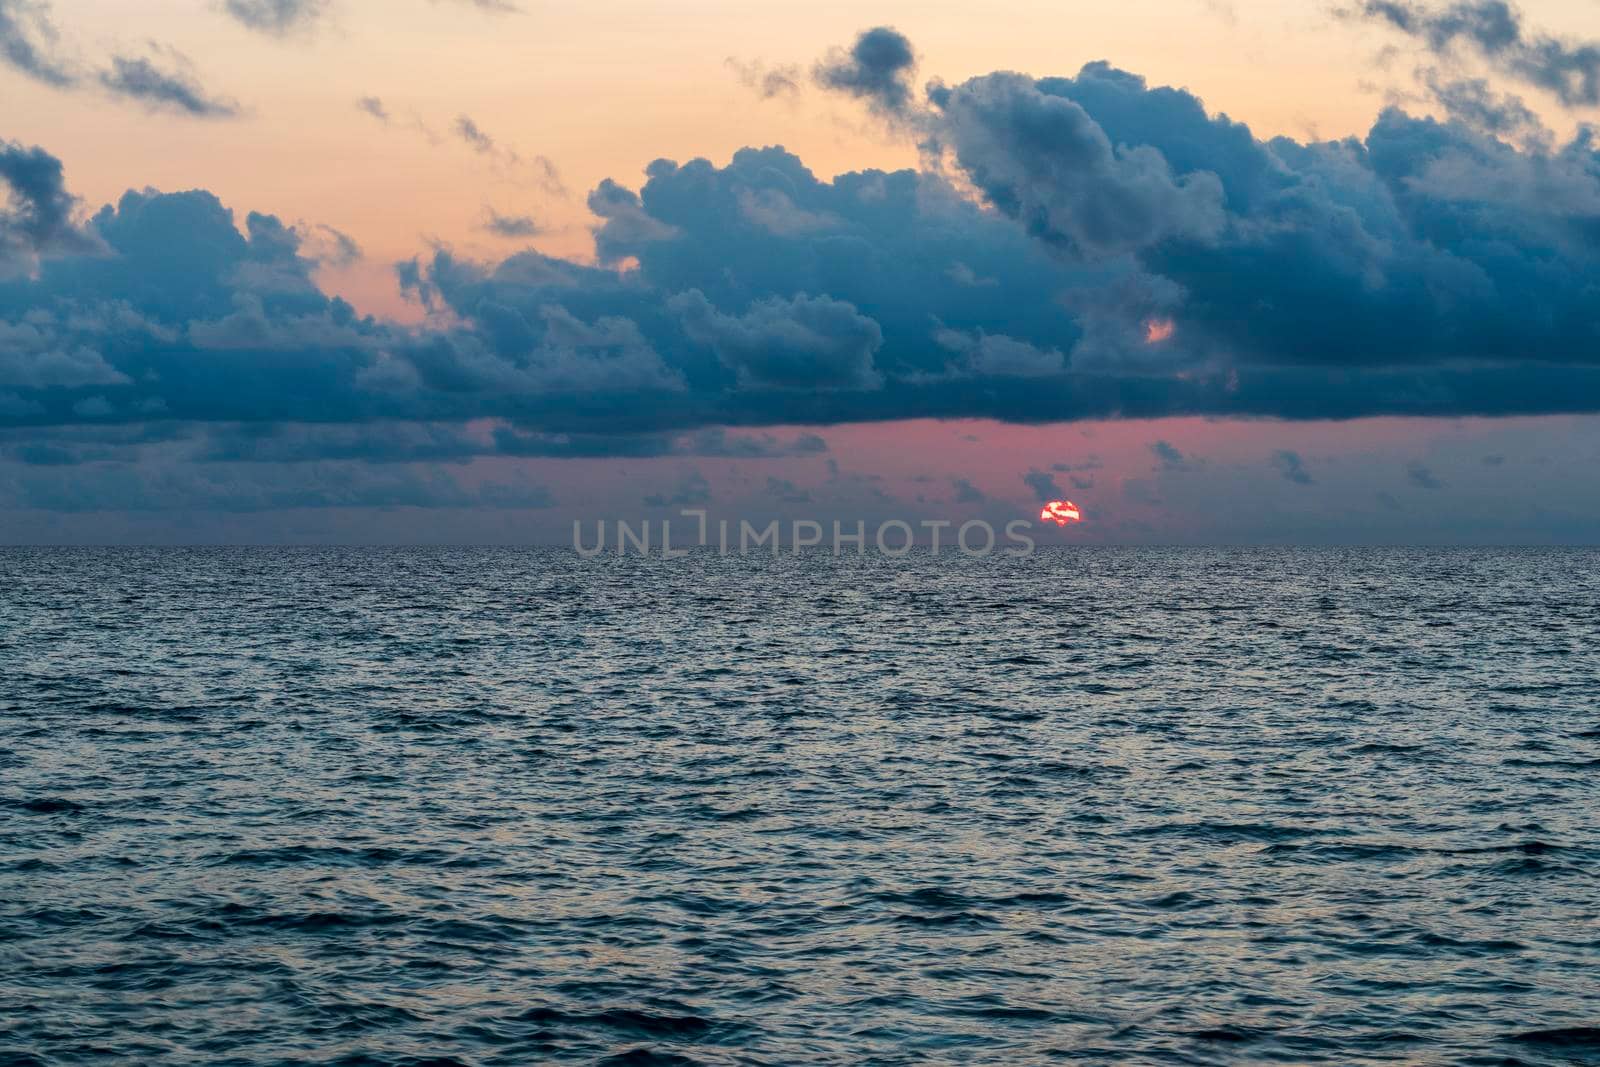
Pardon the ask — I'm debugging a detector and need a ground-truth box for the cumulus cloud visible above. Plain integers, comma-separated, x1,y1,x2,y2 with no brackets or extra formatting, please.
1418,70,1546,142
930,70,1226,260
1,140,102,269
934,327,1065,378
9,27,1600,474
671,289,883,390
814,26,917,115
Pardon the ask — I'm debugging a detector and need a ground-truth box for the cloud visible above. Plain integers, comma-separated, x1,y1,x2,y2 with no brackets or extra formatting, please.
2,3,242,119
222,0,328,36
1151,440,1199,471
1418,70,1545,142
220,0,517,35
1356,0,1600,108
813,26,916,115
304,224,362,267
1272,449,1315,484
1023,469,1063,502
682,427,828,457
98,49,240,118
1407,460,1444,488
356,95,390,122
454,114,497,154
11,31,1600,463
1,139,102,269
763,476,811,503
490,426,827,460
728,57,800,100
0,0,76,87
671,289,884,390
481,209,540,238
438,0,521,11
7,461,552,513
951,477,985,503
929,71,1226,260
643,469,711,508
934,328,1066,378
452,114,564,194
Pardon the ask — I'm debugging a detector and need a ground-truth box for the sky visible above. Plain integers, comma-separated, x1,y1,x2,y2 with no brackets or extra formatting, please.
5,0,1600,543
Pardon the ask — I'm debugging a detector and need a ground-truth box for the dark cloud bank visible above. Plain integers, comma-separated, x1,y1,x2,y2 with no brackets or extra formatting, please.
7,25,1600,472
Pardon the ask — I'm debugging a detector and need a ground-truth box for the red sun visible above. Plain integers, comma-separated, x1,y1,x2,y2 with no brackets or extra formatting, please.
1040,500,1083,526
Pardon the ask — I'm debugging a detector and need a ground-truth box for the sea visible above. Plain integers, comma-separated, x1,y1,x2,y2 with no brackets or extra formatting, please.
2,547,1597,1065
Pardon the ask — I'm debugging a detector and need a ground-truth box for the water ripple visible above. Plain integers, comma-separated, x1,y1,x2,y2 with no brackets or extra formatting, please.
2,546,1598,1064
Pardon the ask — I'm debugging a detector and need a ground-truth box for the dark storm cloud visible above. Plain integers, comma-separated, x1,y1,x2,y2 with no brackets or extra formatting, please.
195,422,482,464
670,289,884,390
222,0,328,36
813,26,916,115
930,70,1226,260
98,51,240,118
10,26,1600,470
189,422,829,464
0,0,76,87
1357,0,1600,107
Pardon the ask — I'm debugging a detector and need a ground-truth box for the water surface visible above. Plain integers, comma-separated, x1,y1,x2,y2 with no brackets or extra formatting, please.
2,547,1598,1064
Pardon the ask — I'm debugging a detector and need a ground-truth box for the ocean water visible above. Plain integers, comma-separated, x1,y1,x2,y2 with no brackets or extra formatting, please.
2,546,1598,1066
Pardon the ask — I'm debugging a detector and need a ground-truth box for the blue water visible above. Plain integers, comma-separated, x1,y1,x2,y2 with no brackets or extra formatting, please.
2,547,1598,1065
